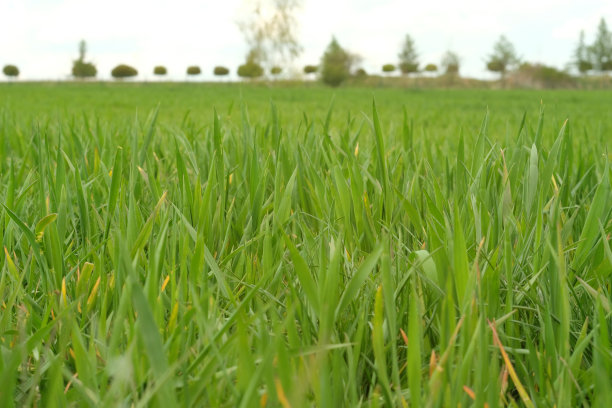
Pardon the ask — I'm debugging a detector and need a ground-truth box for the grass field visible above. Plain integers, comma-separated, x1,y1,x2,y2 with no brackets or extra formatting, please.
1,83,611,407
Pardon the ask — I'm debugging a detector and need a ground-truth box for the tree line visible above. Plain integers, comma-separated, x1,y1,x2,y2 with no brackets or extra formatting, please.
2,11,611,87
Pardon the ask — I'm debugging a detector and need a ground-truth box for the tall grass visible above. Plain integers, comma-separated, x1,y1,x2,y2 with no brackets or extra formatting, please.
0,95,610,407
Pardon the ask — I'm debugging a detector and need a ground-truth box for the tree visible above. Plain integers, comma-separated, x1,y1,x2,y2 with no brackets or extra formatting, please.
486,35,519,79
424,63,438,75
572,31,593,75
214,66,230,76
441,51,460,75
382,64,396,74
303,65,317,75
154,66,168,76
187,66,202,76
237,0,303,70
398,34,419,74
320,37,354,87
590,18,612,72
111,64,138,79
3,65,19,78
72,40,97,79
238,51,264,79
354,68,367,78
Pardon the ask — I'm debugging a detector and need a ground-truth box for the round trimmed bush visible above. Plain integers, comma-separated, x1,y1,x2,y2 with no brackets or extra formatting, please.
187,66,201,76
382,64,396,73
237,61,263,79
154,66,167,76
72,61,97,78
399,62,418,74
354,68,367,77
213,66,230,76
303,65,317,74
3,65,19,78
111,64,138,79
270,66,282,75
425,63,438,73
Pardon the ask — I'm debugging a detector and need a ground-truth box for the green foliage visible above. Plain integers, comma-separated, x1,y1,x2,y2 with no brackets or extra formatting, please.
513,63,576,88
237,60,263,79
398,34,418,74
573,30,593,74
486,35,519,77
186,66,201,76
590,18,612,72
424,63,438,73
442,51,460,75
153,66,168,76
382,63,396,73
72,61,97,78
2,64,19,78
213,66,229,76
303,64,317,74
320,37,353,87
354,68,367,77
270,66,282,75
111,64,138,79
399,62,418,74
72,40,97,79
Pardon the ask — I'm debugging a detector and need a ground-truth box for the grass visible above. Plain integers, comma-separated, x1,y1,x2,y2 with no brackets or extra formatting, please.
0,83,611,407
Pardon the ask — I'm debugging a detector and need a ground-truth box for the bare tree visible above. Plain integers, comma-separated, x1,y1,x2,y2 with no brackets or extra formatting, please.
237,0,303,70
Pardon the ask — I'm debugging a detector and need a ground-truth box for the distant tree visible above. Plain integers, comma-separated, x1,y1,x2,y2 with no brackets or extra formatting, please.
237,0,303,70
153,66,168,76
238,51,264,79
441,51,460,75
354,68,367,78
486,35,519,79
398,34,419,74
320,37,354,87
572,31,593,75
382,64,396,74
270,66,282,76
72,40,97,79
213,66,230,76
111,64,138,79
589,18,612,72
3,65,19,78
303,65,317,75
424,63,438,74
187,66,201,76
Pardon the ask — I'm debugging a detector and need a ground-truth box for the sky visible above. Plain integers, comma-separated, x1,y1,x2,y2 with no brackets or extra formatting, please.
1,0,611,81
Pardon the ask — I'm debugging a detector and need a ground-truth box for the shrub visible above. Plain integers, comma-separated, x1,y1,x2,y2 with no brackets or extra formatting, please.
441,51,460,75
354,68,367,77
320,37,354,87
270,66,282,75
3,65,19,78
154,66,167,76
72,61,97,78
424,63,438,73
213,66,230,76
399,62,418,74
509,63,576,88
72,40,97,79
237,61,264,79
111,64,138,79
303,65,317,74
382,64,396,73
187,66,201,76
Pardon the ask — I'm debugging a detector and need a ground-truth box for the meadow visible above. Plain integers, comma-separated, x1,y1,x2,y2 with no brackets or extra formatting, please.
0,83,611,407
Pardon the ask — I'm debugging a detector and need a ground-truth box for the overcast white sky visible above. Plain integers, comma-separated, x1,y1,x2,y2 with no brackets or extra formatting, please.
1,0,611,80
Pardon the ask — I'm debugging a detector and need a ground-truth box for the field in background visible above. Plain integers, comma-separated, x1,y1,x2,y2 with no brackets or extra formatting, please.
0,83,611,406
